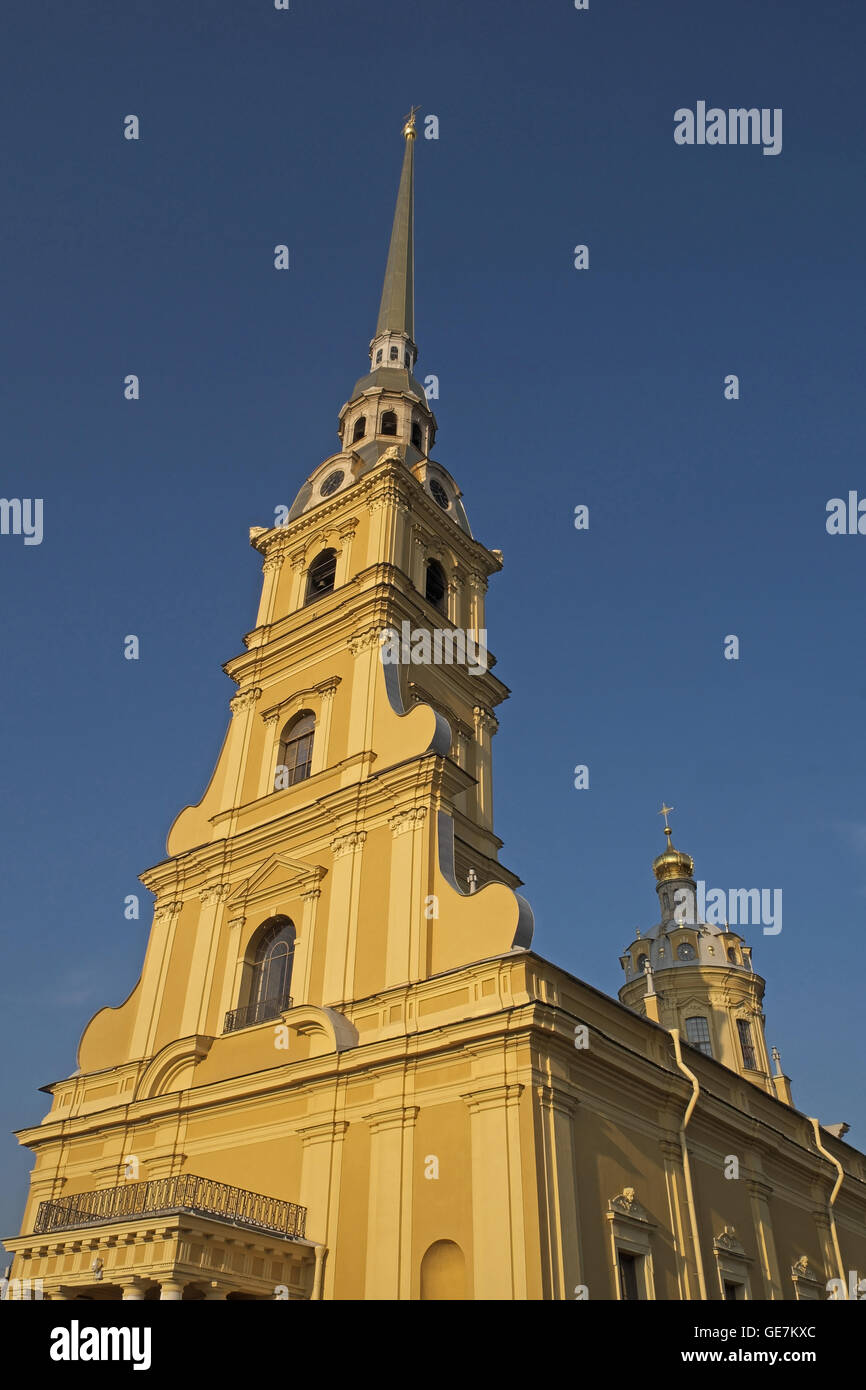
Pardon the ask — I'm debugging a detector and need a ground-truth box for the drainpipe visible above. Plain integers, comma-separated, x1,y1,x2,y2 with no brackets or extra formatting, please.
671,1029,708,1300
311,1244,327,1300
808,1118,848,1299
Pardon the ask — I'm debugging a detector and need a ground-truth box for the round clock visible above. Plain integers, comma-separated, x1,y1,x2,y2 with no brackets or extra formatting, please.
320,470,344,497
677,941,696,961
429,478,450,510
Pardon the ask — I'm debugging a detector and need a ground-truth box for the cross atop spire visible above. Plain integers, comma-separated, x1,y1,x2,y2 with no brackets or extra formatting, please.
658,802,675,847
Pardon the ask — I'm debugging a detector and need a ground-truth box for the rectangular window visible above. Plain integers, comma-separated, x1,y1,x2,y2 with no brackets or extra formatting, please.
284,732,313,785
685,1016,713,1057
737,1018,757,1069
617,1251,640,1301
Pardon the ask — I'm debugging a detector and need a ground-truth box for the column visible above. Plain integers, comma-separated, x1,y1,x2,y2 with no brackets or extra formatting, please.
216,908,247,1033
386,808,427,987
462,1084,524,1300
299,1120,349,1251
182,883,229,1038
660,1137,696,1299
288,547,307,611
223,686,262,812
257,713,281,798
129,897,183,1058
748,1178,783,1299
254,549,285,628
118,1278,149,1301
311,677,340,775
294,885,321,1006
472,706,498,832
466,571,487,641
159,1280,186,1300
322,833,366,1005
364,1106,418,1301
335,519,358,586
536,1084,582,1300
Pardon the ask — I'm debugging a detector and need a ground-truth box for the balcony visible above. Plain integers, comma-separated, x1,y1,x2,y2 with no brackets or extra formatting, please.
224,991,293,1033
33,1174,306,1241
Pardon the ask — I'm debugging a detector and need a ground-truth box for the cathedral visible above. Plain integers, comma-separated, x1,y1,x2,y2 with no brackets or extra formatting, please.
7,113,866,1302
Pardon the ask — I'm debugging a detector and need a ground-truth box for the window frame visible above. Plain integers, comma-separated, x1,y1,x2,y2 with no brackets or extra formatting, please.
304,548,337,604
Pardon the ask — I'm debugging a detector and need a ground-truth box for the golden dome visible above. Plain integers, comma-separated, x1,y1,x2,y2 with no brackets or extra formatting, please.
653,809,695,882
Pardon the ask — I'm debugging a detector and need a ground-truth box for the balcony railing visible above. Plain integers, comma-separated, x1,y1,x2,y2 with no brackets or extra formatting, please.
33,1174,306,1240
224,992,293,1034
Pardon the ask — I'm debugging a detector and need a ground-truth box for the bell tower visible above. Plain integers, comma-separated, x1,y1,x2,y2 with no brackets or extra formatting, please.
71,112,533,1082
618,808,793,1104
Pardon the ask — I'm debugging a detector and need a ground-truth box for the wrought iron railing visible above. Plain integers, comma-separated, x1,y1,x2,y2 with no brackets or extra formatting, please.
33,1174,306,1240
224,992,293,1033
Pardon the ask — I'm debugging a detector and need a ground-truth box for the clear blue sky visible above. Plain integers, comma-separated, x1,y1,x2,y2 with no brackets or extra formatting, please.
2,0,865,1255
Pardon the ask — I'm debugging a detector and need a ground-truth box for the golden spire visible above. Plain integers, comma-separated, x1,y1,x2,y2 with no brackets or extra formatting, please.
402,105,419,140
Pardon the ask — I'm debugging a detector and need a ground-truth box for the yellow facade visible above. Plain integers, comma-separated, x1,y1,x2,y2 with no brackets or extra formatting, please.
7,118,866,1302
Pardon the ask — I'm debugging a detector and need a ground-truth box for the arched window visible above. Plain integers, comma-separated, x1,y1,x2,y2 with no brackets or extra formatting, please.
275,711,315,789
411,421,423,450
381,411,398,436
305,548,337,603
404,351,411,368
727,946,738,963
226,918,296,1031
375,349,383,364
425,559,447,613
685,1016,713,1057
389,345,399,361
352,416,366,442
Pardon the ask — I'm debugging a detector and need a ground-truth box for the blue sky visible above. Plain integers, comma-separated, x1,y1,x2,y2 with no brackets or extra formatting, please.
2,0,865,1255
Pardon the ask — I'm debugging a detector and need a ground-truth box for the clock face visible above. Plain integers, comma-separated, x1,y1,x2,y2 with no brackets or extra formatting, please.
429,478,450,510
677,941,696,961
320,470,344,498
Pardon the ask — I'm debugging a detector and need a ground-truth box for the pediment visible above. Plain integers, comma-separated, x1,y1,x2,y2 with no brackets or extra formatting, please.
227,854,326,914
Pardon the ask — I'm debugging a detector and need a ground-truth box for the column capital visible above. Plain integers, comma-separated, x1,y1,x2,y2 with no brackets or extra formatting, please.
364,1104,420,1134
535,1081,580,1117
230,686,262,716
462,1083,524,1114
298,1120,350,1146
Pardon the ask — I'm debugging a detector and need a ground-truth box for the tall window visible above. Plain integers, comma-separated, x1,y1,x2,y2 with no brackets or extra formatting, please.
425,559,447,613
737,1018,757,1070
411,421,423,449
381,411,397,436
305,548,337,603
352,416,366,442
685,1016,713,1057
617,1251,640,1301
225,918,296,1031
389,345,399,361
275,711,315,789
